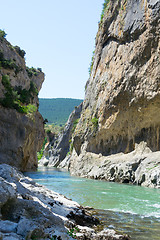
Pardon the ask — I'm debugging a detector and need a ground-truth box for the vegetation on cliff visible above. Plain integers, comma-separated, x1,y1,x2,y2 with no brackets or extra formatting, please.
69,0,160,188
0,29,45,171
0,75,38,114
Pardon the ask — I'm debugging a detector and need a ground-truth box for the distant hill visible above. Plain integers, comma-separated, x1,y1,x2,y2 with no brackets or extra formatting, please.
39,98,83,125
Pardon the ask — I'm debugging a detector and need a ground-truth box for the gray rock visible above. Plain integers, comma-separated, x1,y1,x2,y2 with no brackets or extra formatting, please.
70,142,160,188
0,164,129,239
0,177,16,208
39,157,49,167
58,155,71,169
0,36,45,172
2,233,23,240
70,0,160,189
17,217,45,239
0,220,17,233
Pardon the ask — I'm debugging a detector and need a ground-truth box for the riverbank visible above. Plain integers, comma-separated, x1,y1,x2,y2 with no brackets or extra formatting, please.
0,164,129,240
27,166,160,240
69,142,160,188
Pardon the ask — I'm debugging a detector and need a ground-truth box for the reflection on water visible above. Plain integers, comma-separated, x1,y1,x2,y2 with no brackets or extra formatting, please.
25,167,160,240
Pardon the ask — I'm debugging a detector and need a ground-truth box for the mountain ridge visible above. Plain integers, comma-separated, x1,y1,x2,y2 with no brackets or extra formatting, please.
39,98,83,125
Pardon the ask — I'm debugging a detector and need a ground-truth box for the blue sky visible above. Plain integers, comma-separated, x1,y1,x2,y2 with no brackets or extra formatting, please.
1,0,104,99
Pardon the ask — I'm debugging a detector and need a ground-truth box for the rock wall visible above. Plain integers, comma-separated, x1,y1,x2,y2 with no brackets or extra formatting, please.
70,142,160,188
70,0,160,186
0,34,45,171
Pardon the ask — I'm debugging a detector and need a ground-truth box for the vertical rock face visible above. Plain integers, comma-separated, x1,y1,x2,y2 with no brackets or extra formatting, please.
0,34,45,171
70,0,160,183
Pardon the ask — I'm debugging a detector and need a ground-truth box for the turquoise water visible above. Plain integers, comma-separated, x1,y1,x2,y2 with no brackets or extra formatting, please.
26,167,160,239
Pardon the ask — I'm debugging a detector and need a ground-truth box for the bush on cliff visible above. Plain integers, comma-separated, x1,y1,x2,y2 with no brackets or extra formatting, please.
14,45,26,58
0,29,7,39
0,75,37,114
0,50,22,74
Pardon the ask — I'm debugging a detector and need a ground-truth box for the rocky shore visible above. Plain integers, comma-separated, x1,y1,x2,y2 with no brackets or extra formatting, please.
70,142,160,188
0,164,130,240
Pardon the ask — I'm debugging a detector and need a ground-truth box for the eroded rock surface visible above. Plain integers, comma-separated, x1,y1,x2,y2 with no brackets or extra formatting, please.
0,164,130,240
70,0,160,185
70,142,160,188
0,35,45,171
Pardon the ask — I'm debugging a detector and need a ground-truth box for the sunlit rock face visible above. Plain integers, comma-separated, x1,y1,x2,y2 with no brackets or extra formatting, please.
70,0,160,184
0,35,45,171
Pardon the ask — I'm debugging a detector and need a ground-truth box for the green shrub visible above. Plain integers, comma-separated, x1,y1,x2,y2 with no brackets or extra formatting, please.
67,227,80,239
100,0,110,23
46,129,51,134
29,81,38,96
0,50,22,74
70,142,74,153
15,81,38,104
88,50,95,76
26,67,40,78
37,137,48,160
22,104,37,114
37,67,42,72
72,118,79,133
0,29,7,38
14,45,26,58
0,75,38,114
91,117,99,128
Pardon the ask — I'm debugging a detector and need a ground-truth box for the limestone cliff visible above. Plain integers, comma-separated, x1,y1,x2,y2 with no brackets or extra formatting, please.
70,0,160,187
0,32,45,171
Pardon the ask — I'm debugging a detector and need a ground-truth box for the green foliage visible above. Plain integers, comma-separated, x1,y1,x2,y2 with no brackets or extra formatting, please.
22,104,37,114
30,81,38,95
14,45,26,58
39,98,83,125
46,129,51,134
100,0,110,23
0,29,7,39
67,227,80,238
72,118,79,133
70,142,74,154
91,117,99,128
0,50,22,74
37,67,42,72
26,67,41,78
88,50,95,76
15,81,38,104
0,75,38,114
37,137,48,160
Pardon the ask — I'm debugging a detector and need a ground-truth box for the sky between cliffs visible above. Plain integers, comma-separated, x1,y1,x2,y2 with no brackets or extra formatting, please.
0,0,104,99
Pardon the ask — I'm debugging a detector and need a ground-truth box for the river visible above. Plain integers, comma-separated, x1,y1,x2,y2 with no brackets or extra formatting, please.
25,167,160,240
